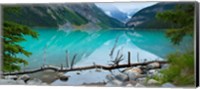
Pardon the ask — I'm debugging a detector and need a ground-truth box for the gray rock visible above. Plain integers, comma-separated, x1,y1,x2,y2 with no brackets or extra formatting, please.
59,76,69,81
127,80,137,86
106,74,115,81
136,77,146,84
18,74,30,82
112,79,123,86
27,78,42,85
105,79,123,87
161,64,169,69
115,73,129,81
58,73,69,81
105,82,114,87
148,69,158,74
126,83,133,87
16,80,25,85
147,69,159,77
135,83,145,87
161,82,176,87
147,62,160,69
147,79,159,85
123,67,142,80
41,83,48,86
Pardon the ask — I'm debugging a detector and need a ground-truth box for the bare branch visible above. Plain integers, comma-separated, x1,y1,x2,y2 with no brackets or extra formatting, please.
70,54,77,69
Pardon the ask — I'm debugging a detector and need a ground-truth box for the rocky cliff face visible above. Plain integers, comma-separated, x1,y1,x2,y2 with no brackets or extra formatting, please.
126,2,185,29
3,3,124,29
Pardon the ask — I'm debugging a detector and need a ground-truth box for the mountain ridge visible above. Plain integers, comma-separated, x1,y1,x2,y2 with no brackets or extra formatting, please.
126,2,190,29
3,4,125,30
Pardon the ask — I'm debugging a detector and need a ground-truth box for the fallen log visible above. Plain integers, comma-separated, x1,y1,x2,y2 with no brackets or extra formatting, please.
3,61,168,76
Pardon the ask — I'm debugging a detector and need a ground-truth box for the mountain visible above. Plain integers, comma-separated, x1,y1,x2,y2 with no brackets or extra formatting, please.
96,5,128,23
126,2,189,29
3,4,125,29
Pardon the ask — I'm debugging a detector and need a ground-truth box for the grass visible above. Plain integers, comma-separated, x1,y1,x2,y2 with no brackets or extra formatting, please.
154,50,195,86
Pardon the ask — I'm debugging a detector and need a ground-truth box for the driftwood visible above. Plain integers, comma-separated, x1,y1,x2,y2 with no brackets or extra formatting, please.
3,61,167,76
70,54,77,69
128,52,131,66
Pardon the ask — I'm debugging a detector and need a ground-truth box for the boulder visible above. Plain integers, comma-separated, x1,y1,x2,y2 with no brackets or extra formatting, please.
147,79,159,85
161,82,176,87
135,83,145,87
18,74,30,82
147,62,160,69
115,73,129,81
58,73,69,81
106,74,115,81
123,67,142,80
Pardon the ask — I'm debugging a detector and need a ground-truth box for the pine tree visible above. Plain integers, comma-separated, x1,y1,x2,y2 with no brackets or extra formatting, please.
3,21,38,72
156,4,194,45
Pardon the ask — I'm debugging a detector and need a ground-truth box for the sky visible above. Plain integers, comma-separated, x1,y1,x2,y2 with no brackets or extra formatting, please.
95,2,158,15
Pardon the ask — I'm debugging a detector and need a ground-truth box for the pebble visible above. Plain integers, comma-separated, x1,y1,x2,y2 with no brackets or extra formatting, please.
161,82,176,87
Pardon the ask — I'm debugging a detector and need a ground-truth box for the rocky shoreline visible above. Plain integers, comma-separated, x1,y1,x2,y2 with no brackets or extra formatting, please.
0,62,175,87
103,62,174,87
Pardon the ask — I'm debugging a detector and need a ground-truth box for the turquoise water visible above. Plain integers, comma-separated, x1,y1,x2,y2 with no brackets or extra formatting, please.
18,28,188,69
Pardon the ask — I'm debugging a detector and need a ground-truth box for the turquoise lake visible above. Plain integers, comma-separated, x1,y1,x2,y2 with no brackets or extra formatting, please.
18,28,191,69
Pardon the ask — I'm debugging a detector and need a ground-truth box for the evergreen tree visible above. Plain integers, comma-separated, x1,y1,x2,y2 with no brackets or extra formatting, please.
154,4,195,85
3,21,38,72
156,4,194,45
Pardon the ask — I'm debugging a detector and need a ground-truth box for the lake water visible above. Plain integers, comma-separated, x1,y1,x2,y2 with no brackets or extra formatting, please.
18,28,187,69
